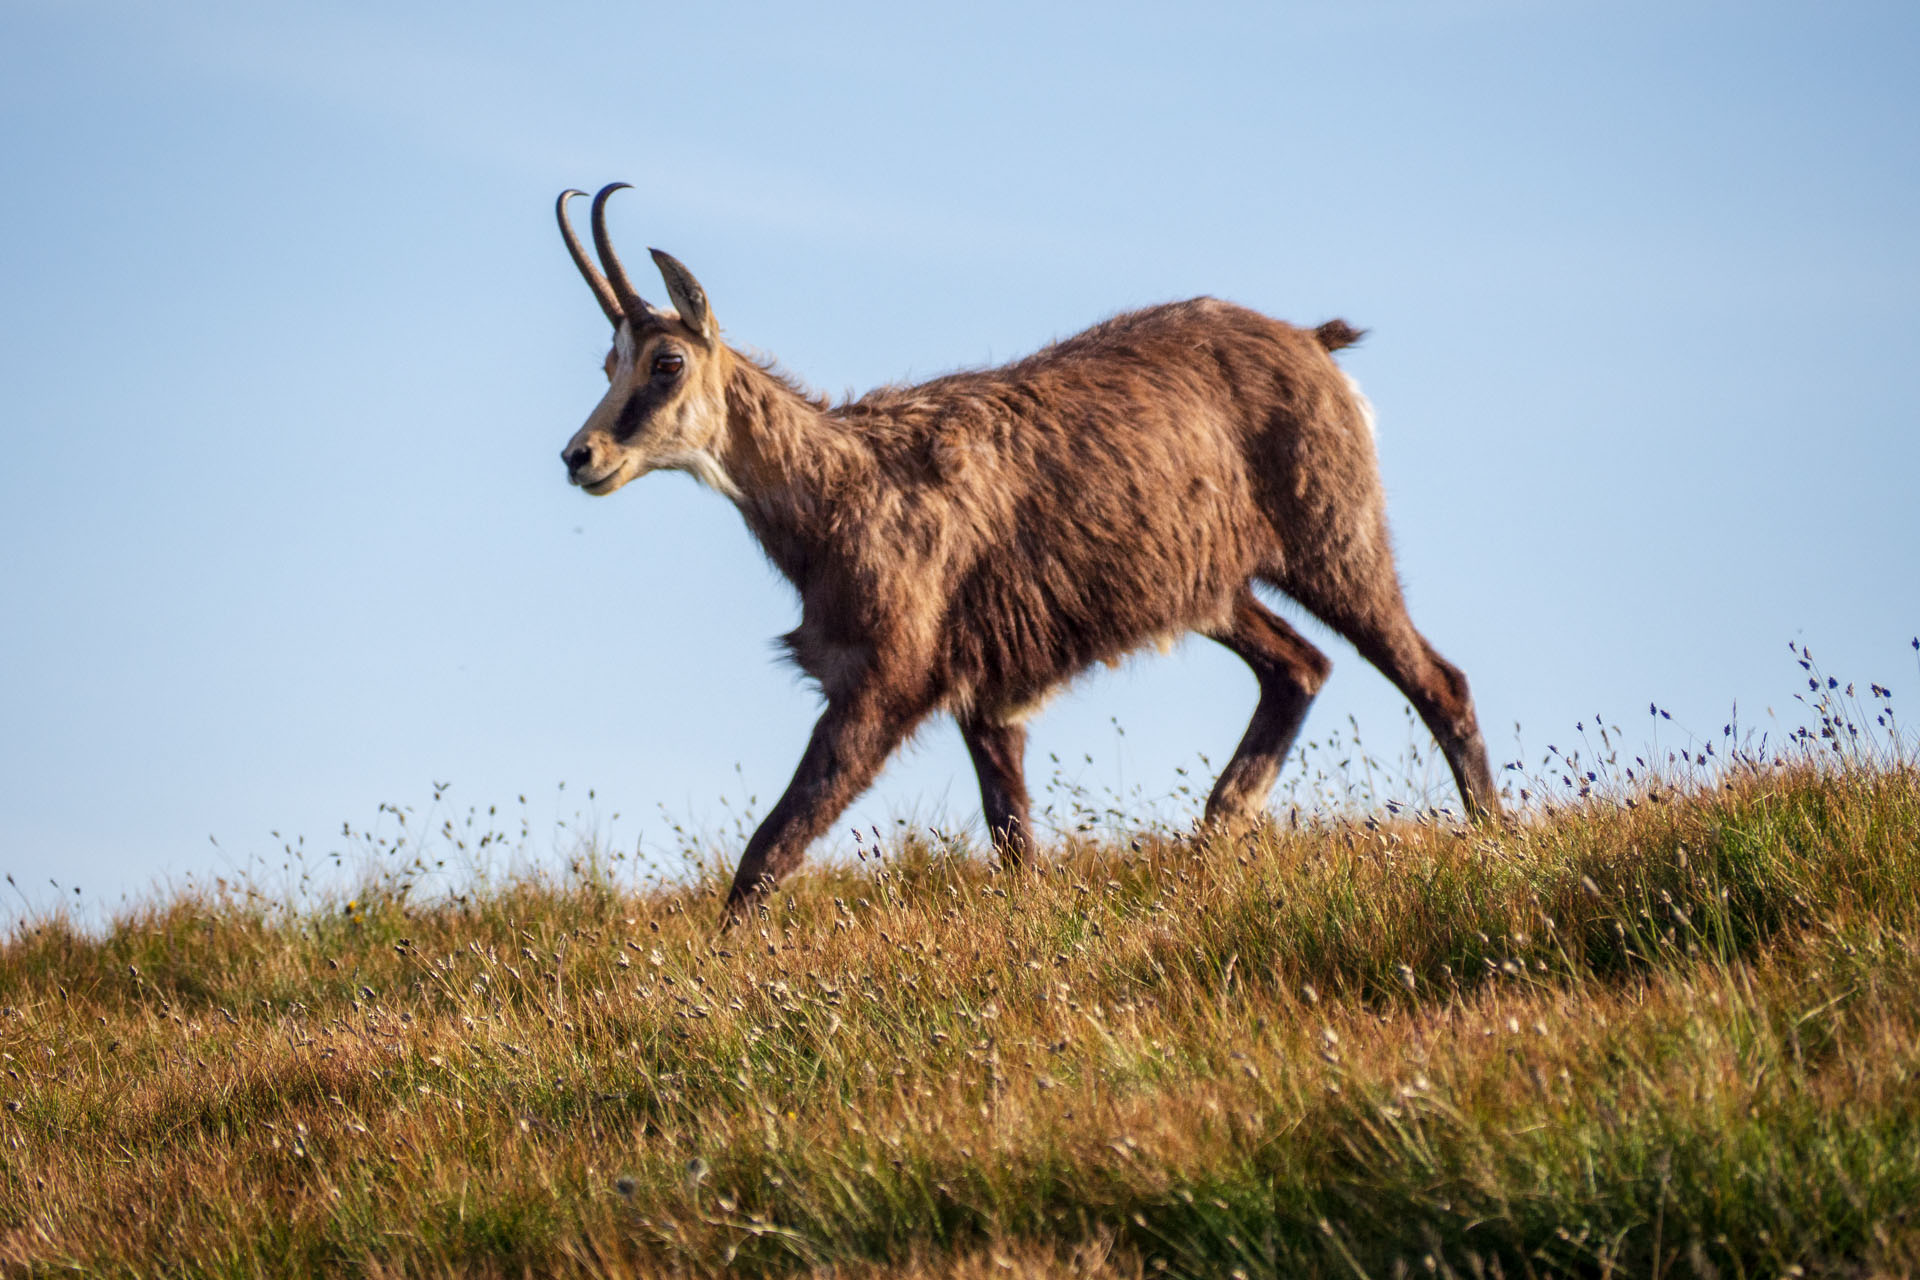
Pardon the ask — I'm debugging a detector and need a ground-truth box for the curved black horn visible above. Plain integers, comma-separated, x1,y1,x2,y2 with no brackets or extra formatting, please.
590,183,653,325
556,189,622,327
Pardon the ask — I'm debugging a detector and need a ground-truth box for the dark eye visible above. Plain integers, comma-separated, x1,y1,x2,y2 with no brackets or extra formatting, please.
652,353,684,377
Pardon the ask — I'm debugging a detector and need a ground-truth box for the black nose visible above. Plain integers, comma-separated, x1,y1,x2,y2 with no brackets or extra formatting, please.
564,445,592,473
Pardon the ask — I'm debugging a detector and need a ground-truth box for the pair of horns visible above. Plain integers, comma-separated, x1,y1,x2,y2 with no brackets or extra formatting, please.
556,184,711,338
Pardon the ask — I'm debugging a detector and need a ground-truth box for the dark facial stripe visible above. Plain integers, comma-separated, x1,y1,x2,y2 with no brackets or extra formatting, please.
613,377,673,442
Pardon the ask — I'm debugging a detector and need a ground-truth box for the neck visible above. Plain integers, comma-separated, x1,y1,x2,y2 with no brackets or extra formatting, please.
714,352,858,585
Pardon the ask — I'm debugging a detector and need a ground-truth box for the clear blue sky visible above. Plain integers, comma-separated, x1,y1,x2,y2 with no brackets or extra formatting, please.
4,0,1916,913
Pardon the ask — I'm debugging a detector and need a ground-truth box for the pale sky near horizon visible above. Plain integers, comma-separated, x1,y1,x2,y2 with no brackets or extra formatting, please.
3,1,1916,918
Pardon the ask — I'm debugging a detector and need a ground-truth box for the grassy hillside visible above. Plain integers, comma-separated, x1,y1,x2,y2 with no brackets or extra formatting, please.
3,727,1918,1275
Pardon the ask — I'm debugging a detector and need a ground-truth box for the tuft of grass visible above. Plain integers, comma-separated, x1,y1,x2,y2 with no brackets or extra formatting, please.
3,743,1919,1274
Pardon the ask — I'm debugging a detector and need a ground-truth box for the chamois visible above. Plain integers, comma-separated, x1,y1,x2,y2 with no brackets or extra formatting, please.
554,184,1499,919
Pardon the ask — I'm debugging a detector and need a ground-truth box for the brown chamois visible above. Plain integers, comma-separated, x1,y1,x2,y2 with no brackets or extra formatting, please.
554,184,1500,920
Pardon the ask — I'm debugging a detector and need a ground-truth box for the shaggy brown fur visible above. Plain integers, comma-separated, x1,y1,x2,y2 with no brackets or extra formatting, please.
554,187,1500,919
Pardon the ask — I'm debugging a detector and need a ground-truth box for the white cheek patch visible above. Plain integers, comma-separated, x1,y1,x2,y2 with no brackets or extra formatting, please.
656,447,743,502
599,327,742,503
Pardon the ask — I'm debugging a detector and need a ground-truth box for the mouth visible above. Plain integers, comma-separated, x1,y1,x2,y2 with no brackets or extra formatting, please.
573,462,629,495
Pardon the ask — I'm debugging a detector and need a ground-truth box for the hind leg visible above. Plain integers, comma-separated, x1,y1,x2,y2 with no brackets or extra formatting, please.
1279,568,1500,821
1202,587,1333,829
1365,627,1499,819
959,717,1034,866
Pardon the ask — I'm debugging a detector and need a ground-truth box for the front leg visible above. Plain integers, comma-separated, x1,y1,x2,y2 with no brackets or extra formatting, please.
722,684,924,922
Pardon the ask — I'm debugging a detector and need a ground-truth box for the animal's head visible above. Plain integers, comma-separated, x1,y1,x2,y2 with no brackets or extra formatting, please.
556,185,736,498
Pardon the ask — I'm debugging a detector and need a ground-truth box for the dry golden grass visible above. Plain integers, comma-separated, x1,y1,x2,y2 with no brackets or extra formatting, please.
3,691,1918,1277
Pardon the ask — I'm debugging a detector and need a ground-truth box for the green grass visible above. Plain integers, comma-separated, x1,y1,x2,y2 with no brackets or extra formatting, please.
3,749,1918,1277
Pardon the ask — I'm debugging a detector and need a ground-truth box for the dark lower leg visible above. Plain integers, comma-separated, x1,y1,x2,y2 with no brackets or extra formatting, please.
723,692,921,920
1203,590,1331,829
1350,627,1500,821
1409,637,1500,819
960,718,1033,865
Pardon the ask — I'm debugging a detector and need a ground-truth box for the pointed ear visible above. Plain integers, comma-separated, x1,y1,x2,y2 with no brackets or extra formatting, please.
649,248,714,341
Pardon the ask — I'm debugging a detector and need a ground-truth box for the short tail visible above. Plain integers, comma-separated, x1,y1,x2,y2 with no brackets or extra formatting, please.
1313,319,1367,352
